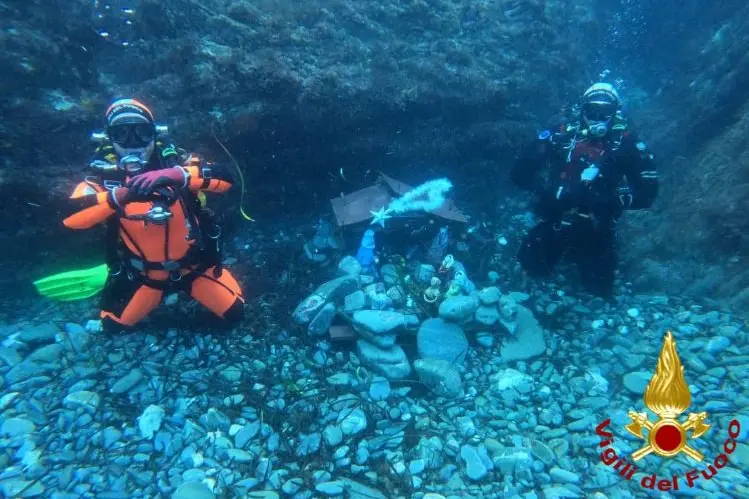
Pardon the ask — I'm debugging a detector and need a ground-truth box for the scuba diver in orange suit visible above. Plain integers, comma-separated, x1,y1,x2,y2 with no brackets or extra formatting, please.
63,99,244,332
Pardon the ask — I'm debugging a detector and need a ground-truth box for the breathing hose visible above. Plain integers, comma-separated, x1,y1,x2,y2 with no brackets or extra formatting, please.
211,123,255,222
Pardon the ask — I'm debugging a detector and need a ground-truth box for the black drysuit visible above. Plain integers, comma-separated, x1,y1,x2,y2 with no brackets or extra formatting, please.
509,120,659,298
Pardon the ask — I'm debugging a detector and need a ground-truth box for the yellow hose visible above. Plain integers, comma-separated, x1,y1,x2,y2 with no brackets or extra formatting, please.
211,124,255,222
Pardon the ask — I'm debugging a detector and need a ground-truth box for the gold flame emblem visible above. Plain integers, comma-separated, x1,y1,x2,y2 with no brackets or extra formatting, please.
625,331,710,461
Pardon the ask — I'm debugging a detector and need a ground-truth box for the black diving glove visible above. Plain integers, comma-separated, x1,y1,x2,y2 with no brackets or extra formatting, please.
587,191,625,219
534,184,585,220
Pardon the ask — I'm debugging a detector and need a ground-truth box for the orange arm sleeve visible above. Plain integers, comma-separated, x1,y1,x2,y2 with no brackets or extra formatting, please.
183,165,233,194
63,191,116,230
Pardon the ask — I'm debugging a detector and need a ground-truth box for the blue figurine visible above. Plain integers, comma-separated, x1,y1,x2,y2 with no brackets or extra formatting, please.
427,226,449,265
356,229,376,272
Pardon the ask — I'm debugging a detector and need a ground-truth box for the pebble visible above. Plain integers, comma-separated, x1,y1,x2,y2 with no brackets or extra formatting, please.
315,480,345,496
309,303,336,337
282,478,303,495
323,425,343,446
438,297,480,325
0,477,45,497
138,405,165,439
224,394,245,406
414,358,463,398
706,336,730,354
703,400,731,412
622,353,645,369
341,478,386,499
315,480,344,497
549,467,581,484
356,340,412,380
368,376,391,401
63,391,100,412
409,458,426,475
327,373,353,386
355,446,369,464
1,417,35,437
475,306,500,326
18,323,58,344
417,318,469,365
68,379,96,393
478,287,501,305
623,371,652,394
392,461,406,474
171,481,215,499
460,445,488,480
227,448,254,463
542,485,582,499
475,331,494,348
110,369,144,394
103,427,122,448
296,433,322,457
108,351,124,363
62,322,90,350
338,408,367,436
456,416,476,438
567,415,596,432
627,308,640,318
494,448,532,475
338,256,362,276
235,422,260,448
344,291,367,313
332,445,349,460
220,366,242,382
0,392,19,411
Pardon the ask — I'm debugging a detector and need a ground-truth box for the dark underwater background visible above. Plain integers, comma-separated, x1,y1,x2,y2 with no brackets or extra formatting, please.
0,1,748,498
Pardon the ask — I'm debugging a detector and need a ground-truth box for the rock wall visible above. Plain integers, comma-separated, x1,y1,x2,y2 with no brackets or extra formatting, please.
618,2,749,308
3,0,749,308
2,0,599,202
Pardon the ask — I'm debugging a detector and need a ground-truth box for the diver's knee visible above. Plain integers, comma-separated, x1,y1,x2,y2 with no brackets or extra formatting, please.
101,314,135,335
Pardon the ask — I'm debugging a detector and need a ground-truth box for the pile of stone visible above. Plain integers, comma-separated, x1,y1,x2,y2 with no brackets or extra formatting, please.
292,256,547,398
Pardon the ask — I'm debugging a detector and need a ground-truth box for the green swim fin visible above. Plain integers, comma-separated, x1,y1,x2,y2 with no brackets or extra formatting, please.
33,264,109,301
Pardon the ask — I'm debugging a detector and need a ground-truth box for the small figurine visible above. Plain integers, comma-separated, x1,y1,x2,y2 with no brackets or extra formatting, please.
423,276,442,303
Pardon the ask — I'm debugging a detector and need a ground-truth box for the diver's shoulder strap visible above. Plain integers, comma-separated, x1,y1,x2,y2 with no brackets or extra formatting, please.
155,139,188,167
608,114,629,151
93,140,118,165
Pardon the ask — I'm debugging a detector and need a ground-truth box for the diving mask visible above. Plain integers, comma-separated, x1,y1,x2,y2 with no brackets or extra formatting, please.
107,122,156,148
582,101,617,138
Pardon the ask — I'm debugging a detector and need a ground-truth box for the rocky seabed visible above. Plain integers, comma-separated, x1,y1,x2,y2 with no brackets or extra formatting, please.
1,264,748,498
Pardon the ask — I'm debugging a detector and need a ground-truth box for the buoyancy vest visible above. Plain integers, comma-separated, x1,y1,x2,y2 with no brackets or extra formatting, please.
70,147,218,275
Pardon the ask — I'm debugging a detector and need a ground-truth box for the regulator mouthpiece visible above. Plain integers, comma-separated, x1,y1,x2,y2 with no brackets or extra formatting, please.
588,123,609,138
119,154,148,174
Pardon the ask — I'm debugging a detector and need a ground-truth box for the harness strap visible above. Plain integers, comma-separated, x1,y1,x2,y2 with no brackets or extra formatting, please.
125,260,214,292
126,248,203,273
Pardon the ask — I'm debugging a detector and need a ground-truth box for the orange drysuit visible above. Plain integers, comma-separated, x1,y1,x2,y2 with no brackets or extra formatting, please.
64,146,244,331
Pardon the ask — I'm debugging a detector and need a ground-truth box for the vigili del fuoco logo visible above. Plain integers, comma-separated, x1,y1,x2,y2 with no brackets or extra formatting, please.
595,331,742,492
